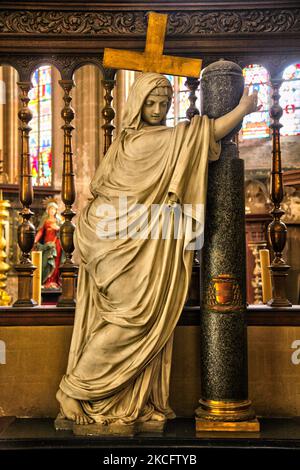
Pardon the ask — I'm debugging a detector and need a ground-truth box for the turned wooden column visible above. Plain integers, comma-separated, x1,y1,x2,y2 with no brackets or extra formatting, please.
57,80,78,307
185,77,200,120
185,77,201,305
13,82,36,307
267,79,291,307
101,78,116,155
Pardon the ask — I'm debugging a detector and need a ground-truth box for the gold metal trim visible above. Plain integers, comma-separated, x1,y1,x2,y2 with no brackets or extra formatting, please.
196,418,260,432
196,398,256,422
205,274,243,312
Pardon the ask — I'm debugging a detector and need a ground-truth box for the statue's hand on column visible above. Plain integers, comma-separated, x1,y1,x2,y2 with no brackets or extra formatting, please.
239,87,262,116
214,87,263,141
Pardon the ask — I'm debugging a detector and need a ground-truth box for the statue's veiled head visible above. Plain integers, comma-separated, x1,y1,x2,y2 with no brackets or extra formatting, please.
121,73,173,131
46,201,58,217
141,85,173,126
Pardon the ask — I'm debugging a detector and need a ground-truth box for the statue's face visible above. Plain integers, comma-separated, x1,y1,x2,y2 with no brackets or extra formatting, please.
141,93,169,126
48,206,57,217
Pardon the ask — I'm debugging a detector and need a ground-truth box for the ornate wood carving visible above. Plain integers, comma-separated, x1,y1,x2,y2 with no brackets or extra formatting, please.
0,6,299,70
267,79,292,307
168,9,300,34
0,9,299,36
57,79,78,308
13,81,36,307
0,52,299,84
0,54,105,82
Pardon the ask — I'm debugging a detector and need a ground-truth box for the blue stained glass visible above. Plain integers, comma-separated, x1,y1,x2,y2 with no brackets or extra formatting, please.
45,83,52,98
30,134,38,147
165,75,174,86
31,70,39,88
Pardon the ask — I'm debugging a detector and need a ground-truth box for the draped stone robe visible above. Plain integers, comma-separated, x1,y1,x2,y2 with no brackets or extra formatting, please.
59,73,221,425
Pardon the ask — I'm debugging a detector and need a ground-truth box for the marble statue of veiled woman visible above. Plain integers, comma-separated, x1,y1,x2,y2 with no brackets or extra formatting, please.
56,72,259,426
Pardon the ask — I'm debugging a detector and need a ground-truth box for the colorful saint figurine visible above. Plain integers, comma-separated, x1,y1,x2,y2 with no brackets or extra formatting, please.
34,201,64,289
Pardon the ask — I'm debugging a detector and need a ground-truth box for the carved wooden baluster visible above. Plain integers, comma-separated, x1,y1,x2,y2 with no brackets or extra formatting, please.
185,77,200,120
57,79,78,307
267,78,291,307
101,79,116,154
248,241,265,304
185,77,201,305
13,82,36,307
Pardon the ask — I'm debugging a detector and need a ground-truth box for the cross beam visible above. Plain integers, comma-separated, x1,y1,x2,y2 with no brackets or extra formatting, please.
103,12,202,78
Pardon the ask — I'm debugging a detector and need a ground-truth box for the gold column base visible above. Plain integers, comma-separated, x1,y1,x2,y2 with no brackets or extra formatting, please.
195,398,259,432
196,417,260,432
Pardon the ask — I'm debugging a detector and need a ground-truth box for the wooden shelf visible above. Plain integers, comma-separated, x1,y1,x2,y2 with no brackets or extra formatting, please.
0,304,299,327
0,305,74,326
247,304,300,326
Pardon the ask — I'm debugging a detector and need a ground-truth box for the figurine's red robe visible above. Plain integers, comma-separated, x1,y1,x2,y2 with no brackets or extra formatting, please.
35,219,62,288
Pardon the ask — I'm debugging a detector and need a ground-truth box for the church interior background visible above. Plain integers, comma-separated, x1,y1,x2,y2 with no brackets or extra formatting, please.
0,0,300,453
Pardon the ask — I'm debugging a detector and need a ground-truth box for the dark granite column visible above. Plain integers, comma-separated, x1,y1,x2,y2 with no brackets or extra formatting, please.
195,60,259,432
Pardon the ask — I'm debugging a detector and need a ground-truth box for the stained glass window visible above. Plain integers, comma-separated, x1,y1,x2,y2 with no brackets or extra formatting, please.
165,75,200,127
280,63,300,136
241,64,271,140
28,65,52,186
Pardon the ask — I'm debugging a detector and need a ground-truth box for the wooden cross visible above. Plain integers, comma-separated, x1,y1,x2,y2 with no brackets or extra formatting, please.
103,12,202,78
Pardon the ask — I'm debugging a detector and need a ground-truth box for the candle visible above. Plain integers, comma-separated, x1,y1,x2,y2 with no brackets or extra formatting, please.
259,249,272,304
32,251,42,305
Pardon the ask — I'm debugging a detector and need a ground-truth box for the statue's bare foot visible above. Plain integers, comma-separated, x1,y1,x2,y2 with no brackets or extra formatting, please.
151,411,166,422
56,389,94,425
